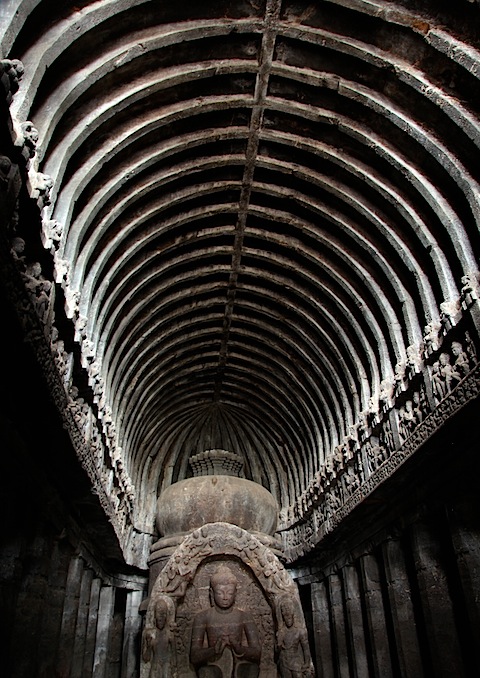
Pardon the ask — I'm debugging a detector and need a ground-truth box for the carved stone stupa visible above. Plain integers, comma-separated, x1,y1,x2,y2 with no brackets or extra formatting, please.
142,450,314,678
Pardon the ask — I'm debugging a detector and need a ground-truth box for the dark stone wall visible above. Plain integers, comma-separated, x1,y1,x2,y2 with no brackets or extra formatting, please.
0,410,145,678
0,291,145,678
293,402,480,678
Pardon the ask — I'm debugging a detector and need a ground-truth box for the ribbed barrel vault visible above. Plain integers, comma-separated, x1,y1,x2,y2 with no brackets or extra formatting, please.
2,0,479,536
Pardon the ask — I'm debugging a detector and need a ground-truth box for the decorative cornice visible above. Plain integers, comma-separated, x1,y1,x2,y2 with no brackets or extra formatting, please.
282,356,480,562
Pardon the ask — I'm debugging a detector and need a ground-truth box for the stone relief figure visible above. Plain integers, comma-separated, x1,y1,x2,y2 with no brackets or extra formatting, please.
0,155,12,188
144,522,313,678
190,565,261,678
398,400,416,442
20,121,39,158
32,172,53,206
412,389,428,426
142,595,176,678
431,352,461,405
276,597,314,678
10,236,26,270
22,261,53,325
1,58,24,101
423,320,442,355
379,419,394,455
364,439,388,475
451,341,471,378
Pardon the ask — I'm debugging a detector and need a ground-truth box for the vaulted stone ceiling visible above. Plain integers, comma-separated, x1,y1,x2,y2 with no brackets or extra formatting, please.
2,0,480,560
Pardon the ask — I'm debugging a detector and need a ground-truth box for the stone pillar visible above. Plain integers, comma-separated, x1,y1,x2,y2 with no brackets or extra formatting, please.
0,531,25,677
57,555,84,676
382,538,424,676
37,538,71,676
311,580,334,678
71,567,94,678
359,553,393,678
93,585,115,678
328,573,350,678
411,520,465,677
121,589,144,678
106,591,125,678
448,498,480,674
342,564,369,678
10,533,50,677
83,577,101,677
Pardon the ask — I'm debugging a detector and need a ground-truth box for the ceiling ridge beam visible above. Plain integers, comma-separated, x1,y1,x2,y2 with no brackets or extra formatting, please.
214,0,282,400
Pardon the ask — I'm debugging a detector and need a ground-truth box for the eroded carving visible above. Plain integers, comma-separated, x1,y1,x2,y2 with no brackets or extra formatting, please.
142,595,176,678
423,320,442,355
22,261,53,327
20,121,39,159
31,172,53,207
10,236,26,271
277,596,314,678
398,400,415,442
142,524,313,678
0,59,24,103
282,359,480,563
431,352,461,405
42,219,63,251
451,340,472,378
440,298,462,331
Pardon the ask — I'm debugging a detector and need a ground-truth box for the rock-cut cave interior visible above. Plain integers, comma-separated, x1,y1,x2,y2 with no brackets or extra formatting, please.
1,1,480,676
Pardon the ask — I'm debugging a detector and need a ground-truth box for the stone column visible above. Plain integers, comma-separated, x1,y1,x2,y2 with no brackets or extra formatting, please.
121,589,144,678
57,555,84,676
37,538,71,676
83,577,101,677
342,564,369,678
93,585,115,678
328,573,350,678
311,580,335,678
106,594,125,678
382,537,424,676
359,553,393,678
0,531,24,677
10,533,50,677
411,520,465,677
448,498,480,674
71,567,94,678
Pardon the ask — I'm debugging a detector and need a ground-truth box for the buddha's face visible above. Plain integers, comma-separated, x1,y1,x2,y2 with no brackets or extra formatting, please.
212,582,236,609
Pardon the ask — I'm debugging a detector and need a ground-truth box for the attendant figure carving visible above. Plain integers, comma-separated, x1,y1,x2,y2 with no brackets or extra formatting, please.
142,595,176,678
277,597,314,678
399,400,415,441
432,352,461,404
10,236,26,270
412,390,426,425
190,565,261,678
451,341,470,377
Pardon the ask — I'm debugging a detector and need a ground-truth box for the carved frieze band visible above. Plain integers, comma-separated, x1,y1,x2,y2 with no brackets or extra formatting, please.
282,358,480,562
0,236,134,556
